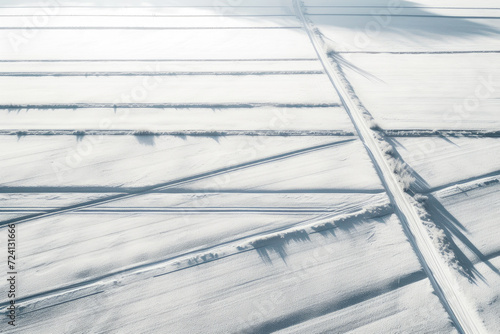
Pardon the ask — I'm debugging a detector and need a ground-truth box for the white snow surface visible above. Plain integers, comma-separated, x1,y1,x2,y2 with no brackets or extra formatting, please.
0,0,498,333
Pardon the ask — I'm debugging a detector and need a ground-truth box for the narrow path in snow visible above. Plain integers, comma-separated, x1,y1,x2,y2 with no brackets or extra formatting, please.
292,1,487,333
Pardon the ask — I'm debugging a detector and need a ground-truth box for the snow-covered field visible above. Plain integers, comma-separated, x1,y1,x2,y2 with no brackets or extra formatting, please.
0,0,498,333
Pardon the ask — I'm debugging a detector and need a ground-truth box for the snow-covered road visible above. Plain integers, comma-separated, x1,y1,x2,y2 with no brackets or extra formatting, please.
294,1,488,333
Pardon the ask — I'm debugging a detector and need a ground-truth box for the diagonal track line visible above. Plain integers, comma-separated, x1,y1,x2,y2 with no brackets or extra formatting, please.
0,205,391,310
0,138,355,227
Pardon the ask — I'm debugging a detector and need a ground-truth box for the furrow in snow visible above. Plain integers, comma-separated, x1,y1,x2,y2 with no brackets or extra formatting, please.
0,130,355,137
385,129,500,138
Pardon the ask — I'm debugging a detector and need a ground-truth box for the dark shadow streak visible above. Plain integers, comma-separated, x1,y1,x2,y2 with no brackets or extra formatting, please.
384,137,431,194
252,230,311,264
384,138,499,282
0,139,354,227
245,270,426,333
307,0,500,41
424,194,500,282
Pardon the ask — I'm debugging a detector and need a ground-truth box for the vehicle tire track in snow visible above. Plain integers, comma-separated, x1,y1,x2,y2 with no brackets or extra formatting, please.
336,50,500,54
0,205,392,310
0,187,379,194
292,1,487,333
0,71,324,76
307,14,500,19
0,139,355,227
422,171,500,194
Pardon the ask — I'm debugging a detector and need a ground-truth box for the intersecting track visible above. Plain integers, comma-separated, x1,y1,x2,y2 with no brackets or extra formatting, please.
292,1,487,333
0,138,355,227
0,202,393,309
0,3,491,332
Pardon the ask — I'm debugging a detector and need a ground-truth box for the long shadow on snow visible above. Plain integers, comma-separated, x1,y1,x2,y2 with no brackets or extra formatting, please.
384,137,432,194
252,230,311,265
424,194,500,283
307,0,500,45
252,214,389,265
385,137,499,283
